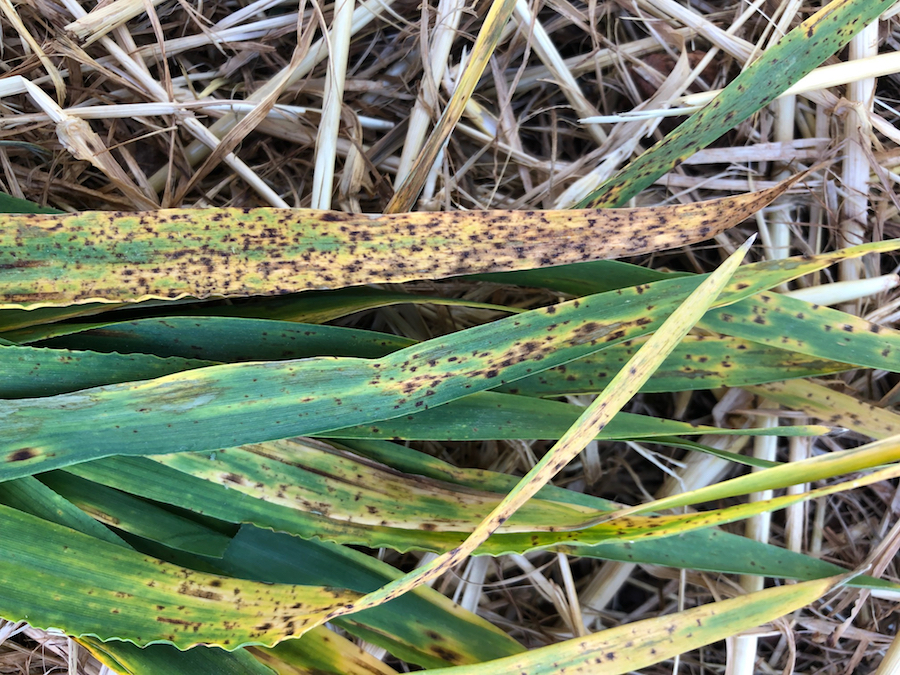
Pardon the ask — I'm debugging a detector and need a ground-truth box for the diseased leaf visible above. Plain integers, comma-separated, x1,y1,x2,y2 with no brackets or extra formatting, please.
0,180,795,308
702,291,900,373
0,503,361,649
496,335,850,396
250,628,398,675
66,454,900,591
0,246,859,481
420,578,840,674
151,439,597,534
747,379,900,439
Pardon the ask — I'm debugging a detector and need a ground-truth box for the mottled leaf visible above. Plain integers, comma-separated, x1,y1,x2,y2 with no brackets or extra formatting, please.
747,379,900,439
0,246,857,481
0,180,794,308
0,503,361,649
498,335,851,396
421,578,839,674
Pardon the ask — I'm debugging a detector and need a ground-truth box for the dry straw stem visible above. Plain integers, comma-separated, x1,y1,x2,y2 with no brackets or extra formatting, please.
65,0,166,44
54,0,290,206
840,19,880,285
321,238,754,622
393,0,465,187
145,0,394,195
14,77,157,210
385,0,519,213
0,0,66,104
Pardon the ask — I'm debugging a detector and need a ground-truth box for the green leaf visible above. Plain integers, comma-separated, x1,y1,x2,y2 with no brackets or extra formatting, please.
576,0,897,207
322,391,826,441
467,259,683,296
65,454,898,592
0,191,61,214
3,291,513,339
5,316,415,359
39,471,234,557
0,247,859,481
499,335,851,396
0,476,125,546
0,344,210,398
0,503,362,649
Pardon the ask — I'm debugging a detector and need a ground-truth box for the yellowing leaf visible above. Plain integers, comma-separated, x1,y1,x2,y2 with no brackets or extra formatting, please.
0,503,361,650
420,577,839,674
0,179,796,308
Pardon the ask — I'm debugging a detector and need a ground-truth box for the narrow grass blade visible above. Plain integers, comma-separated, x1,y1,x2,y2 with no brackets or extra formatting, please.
385,0,519,212
419,577,840,674
747,379,900,439
616,434,900,517
576,0,897,208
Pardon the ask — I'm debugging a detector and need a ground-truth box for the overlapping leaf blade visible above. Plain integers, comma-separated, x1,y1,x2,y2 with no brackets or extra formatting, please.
0,245,877,481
